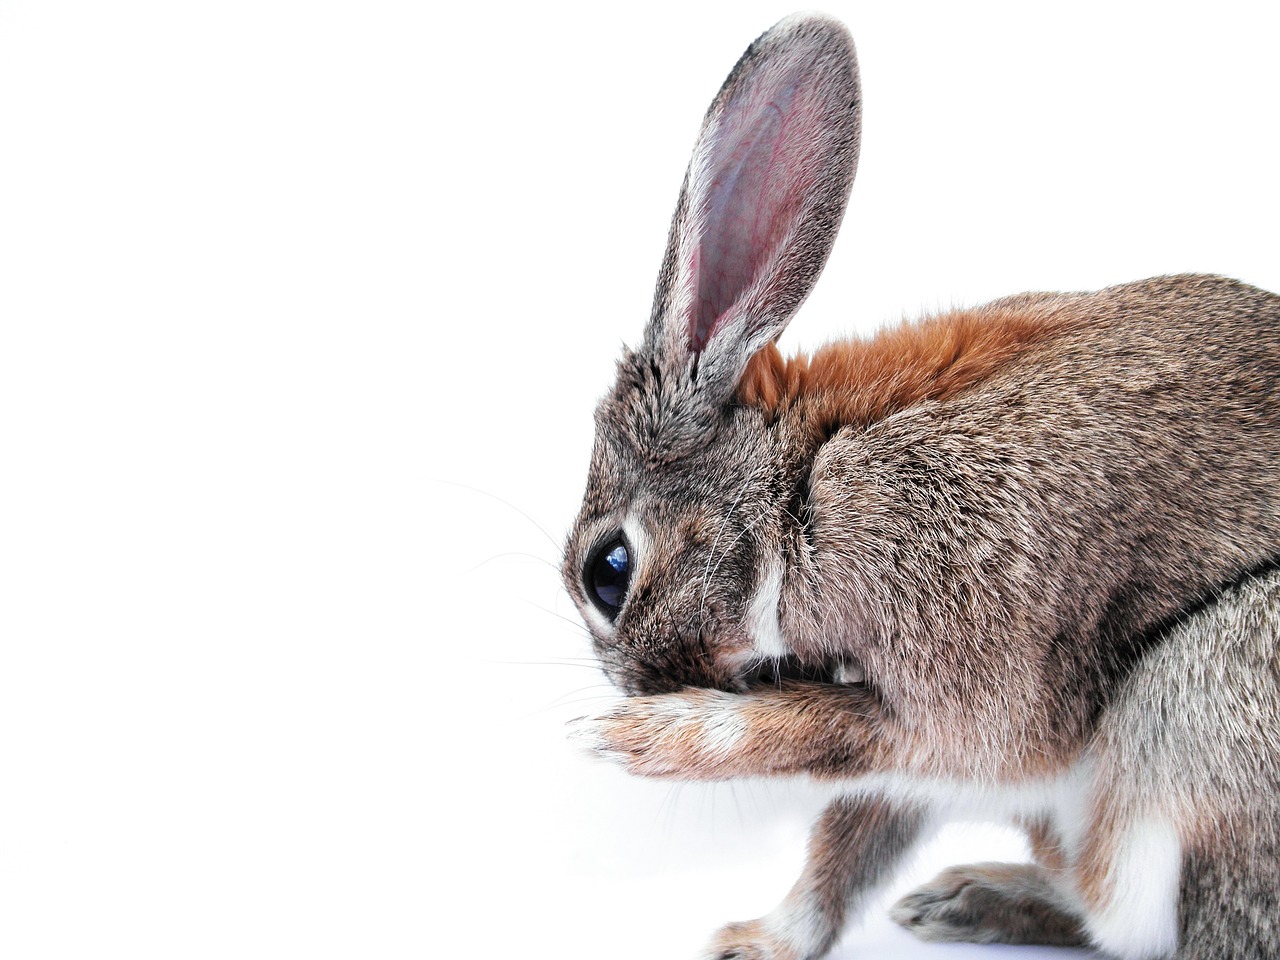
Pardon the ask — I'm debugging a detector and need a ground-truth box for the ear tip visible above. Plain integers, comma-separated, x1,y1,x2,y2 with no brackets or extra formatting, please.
741,13,859,102
761,11,856,53
773,10,851,33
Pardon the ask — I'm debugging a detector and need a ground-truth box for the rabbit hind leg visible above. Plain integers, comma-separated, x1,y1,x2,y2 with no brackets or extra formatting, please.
890,861,1088,946
1177,815,1280,960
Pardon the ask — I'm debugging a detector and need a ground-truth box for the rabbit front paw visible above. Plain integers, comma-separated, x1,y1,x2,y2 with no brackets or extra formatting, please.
702,920,802,960
568,689,748,779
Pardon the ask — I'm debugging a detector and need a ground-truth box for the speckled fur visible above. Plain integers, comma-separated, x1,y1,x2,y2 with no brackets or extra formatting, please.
564,14,1280,960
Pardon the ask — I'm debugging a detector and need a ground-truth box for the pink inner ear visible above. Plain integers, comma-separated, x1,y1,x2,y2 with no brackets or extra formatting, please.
690,78,817,352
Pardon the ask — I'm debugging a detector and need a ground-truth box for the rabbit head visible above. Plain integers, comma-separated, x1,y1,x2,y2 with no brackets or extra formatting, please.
563,15,861,695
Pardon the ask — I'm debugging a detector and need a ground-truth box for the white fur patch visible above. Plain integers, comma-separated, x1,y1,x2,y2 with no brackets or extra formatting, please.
763,887,826,957
639,692,748,762
621,513,650,576
692,698,749,761
834,772,1067,822
1084,817,1182,959
745,562,789,659
580,602,615,637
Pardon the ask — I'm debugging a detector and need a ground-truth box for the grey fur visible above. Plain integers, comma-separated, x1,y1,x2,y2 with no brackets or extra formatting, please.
1112,566,1280,957
890,862,1088,945
564,13,1280,960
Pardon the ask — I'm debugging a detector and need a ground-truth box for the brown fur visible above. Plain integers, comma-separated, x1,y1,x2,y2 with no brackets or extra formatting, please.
1020,815,1069,875
1070,808,1120,914
738,299,1079,441
582,682,893,780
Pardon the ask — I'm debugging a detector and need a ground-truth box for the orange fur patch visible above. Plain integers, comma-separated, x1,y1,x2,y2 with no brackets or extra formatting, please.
737,301,1077,438
1021,815,1070,875
1074,803,1121,912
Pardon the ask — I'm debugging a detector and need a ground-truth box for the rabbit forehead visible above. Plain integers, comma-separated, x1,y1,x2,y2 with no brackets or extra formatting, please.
571,444,767,569
591,349,776,489
581,414,776,548
592,349,723,464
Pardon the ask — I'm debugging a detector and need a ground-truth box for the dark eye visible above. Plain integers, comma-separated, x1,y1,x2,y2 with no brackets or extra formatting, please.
586,535,631,620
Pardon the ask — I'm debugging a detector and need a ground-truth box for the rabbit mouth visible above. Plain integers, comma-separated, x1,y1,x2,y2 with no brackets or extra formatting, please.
743,654,867,688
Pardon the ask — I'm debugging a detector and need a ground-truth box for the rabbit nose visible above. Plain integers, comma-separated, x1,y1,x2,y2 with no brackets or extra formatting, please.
623,649,742,695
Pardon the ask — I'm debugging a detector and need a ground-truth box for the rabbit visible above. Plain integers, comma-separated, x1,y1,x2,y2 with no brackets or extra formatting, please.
563,12,1280,960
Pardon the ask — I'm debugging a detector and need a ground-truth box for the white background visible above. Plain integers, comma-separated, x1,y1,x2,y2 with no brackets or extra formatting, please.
2,1,1278,958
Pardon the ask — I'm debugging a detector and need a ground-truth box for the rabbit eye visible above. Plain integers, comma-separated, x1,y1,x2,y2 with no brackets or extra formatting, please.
586,535,630,620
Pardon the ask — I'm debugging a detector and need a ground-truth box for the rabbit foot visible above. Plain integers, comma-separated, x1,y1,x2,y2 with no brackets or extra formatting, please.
702,919,802,960
568,689,747,779
890,862,1087,946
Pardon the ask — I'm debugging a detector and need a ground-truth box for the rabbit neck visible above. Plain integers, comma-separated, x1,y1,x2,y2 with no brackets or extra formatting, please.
737,296,1081,446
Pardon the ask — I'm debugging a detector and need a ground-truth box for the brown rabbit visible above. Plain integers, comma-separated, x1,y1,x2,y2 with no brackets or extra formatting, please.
564,13,1280,960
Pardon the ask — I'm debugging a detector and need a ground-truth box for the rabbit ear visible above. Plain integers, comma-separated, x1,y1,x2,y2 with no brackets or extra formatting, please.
645,14,861,396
